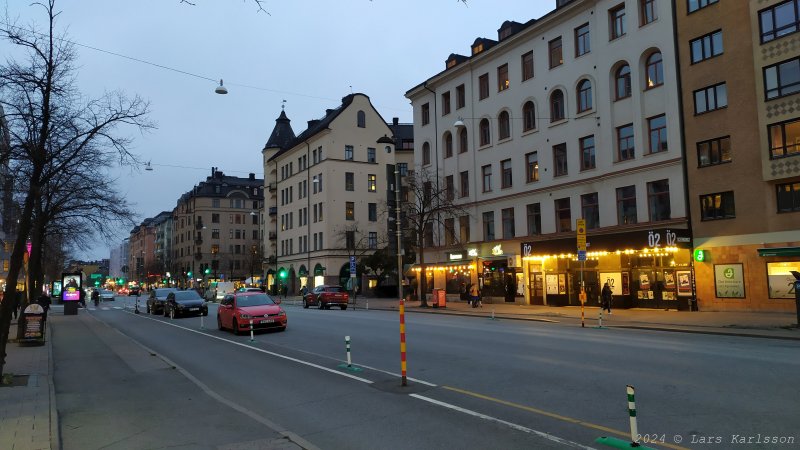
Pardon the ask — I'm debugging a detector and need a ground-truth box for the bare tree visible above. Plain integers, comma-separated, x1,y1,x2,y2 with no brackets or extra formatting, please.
0,0,153,375
333,222,386,291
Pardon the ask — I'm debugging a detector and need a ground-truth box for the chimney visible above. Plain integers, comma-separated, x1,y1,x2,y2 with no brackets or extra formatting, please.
393,117,399,126
249,173,255,180
308,119,320,128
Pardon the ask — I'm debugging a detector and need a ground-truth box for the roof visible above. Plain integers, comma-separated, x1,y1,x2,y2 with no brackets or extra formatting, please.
263,110,296,150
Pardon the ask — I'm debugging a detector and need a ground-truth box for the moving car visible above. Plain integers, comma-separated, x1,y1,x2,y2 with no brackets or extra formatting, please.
217,292,286,334
117,287,129,296
146,288,178,315
303,285,349,310
98,289,115,301
164,290,208,319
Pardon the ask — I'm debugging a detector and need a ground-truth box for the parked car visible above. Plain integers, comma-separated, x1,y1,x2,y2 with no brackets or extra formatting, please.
146,288,178,315
129,286,141,296
217,292,286,334
164,290,208,319
98,289,115,301
303,285,349,310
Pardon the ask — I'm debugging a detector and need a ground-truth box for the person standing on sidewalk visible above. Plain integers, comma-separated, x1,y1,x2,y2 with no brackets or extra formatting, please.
601,282,612,315
469,283,482,308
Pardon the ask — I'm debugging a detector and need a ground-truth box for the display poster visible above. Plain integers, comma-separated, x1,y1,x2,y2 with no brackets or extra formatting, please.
545,274,559,295
62,273,82,301
663,270,676,290
51,281,62,298
767,262,799,299
714,264,745,298
676,271,692,296
599,272,623,296
639,273,651,290
621,272,630,295
558,274,566,294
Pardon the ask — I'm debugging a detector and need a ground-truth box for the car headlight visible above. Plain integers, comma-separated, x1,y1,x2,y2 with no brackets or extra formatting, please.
240,313,252,319
278,310,286,316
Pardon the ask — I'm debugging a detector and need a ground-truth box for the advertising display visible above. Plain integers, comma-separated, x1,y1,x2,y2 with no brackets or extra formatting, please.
714,264,745,298
599,272,623,295
51,280,62,298
62,273,82,301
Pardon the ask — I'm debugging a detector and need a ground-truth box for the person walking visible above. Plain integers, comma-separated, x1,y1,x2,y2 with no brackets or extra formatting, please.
601,282,613,315
469,283,482,308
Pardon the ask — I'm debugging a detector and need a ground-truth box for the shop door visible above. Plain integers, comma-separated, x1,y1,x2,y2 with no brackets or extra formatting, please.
530,273,544,305
569,271,598,306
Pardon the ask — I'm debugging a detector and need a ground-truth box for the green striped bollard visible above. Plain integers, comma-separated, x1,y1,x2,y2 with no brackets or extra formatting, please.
345,335,352,367
627,385,640,447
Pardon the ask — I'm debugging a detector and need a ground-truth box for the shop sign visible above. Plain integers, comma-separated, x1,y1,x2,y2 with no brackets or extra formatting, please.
767,262,800,299
521,242,533,257
646,229,691,248
468,248,478,257
448,252,464,261
491,244,503,256
599,272,623,296
714,264,745,298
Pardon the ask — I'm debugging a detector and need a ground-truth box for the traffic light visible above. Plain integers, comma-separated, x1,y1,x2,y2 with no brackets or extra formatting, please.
279,269,287,279
187,271,193,277
94,281,100,287
204,268,210,275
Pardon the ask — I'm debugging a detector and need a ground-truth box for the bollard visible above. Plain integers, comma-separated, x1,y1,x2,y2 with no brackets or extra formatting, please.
249,319,254,342
399,297,407,386
345,335,352,367
200,313,204,330
491,308,496,320
627,385,640,447
598,308,603,328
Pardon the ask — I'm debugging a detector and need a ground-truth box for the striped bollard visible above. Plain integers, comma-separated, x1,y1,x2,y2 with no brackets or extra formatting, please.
345,335,352,367
249,319,254,342
399,297,407,386
627,385,640,447
598,308,604,328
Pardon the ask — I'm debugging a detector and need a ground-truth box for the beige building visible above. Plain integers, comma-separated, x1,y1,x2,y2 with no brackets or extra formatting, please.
677,0,800,311
406,0,694,309
261,94,413,295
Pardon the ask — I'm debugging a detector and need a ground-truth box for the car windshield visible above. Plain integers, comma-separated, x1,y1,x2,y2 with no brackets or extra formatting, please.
156,288,177,297
174,291,202,301
236,294,276,307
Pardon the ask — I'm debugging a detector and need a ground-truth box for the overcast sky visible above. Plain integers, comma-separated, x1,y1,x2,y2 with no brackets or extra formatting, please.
1,0,551,260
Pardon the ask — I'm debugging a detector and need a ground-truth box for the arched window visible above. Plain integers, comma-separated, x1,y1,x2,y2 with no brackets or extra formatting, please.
498,111,510,140
615,64,631,99
422,142,431,165
550,89,565,122
577,79,592,113
357,110,366,128
479,118,491,146
646,52,663,88
523,101,536,131
459,128,468,153
444,132,453,158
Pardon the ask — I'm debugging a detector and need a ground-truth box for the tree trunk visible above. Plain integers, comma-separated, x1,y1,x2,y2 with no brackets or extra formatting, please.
417,248,429,307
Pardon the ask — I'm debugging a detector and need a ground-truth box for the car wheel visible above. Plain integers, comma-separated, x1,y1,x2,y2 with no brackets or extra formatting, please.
319,301,325,310
217,315,224,331
303,299,309,309
233,319,240,336
340,305,347,310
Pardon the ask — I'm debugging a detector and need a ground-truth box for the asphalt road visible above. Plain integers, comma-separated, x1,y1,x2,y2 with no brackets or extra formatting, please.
69,296,800,449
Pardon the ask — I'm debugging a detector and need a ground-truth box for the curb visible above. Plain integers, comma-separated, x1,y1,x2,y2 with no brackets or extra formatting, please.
47,320,60,450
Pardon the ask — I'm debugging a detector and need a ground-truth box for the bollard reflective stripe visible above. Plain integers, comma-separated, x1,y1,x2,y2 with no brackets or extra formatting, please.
345,335,352,367
627,385,639,446
399,298,407,386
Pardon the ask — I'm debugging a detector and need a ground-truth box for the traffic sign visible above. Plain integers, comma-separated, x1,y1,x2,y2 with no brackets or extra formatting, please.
576,219,587,252
349,256,356,274
578,250,586,261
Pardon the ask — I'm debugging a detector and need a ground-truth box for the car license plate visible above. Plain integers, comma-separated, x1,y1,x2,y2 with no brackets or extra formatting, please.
190,308,199,311
260,319,274,324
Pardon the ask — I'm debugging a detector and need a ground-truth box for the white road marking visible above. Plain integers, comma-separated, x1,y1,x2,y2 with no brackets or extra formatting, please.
409,394,596,449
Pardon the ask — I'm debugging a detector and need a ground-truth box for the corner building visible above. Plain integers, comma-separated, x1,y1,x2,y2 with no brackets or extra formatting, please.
406,0,695,309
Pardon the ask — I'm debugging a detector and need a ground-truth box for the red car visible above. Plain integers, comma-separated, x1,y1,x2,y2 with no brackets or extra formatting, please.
217,292,286,334
303,285,349,310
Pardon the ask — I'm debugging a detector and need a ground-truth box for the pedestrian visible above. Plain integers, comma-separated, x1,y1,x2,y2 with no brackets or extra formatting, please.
79,289,86,308
469,283,481,308
10,291,20,320
37,294,51,322
601,282,612,314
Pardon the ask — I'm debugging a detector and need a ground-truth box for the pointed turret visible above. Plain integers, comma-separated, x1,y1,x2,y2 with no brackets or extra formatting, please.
264,110,296,151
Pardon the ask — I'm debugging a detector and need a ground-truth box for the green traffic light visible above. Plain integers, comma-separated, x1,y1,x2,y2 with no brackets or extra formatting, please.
204,268,211,274
187,271,193,277
279,270,287,279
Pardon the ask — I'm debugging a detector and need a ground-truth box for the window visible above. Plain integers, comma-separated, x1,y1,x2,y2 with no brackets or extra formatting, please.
368,232,377,250
501,159,513,188
423,142,431,165
764,56,800,100
580,135,596,170
357,110,366,128
398,162,408,176
212,213,220,223
617,124,635,161
768,118,800,158
497,64,509,91
522,51,534,81
346,231,355,250
460,171,469,197
345,172,354,191
480,119,491,146
615,64,632,99
549,37,563,69
648,114,668,153
700,191,735,220
648,180,671,221
697,136,732,166
777,182,800,212
212,229,220,239
483,211,495,241
577,79,592,112
617,185,638,224
555,198,572,232
523,101,536,131
694,82,727,114
368,174,376,192
367,147,376,163
444,132,453,158
760,0,800,43
444,218,456,246
479,73,490,100
553,143,568,177
368,203,377,221
550,89,565,122
574,23,591,57
482,165,492,192
690,30,723,64
445,175,455,200
526,152,539,182
688,0,718,13
459,215,470,243
526,203,541,235
640,0,657,25
421,103,430,126
456,84,466,109
459,128,469,153
212,198,220,208
345,145,354,160
442,91,451,116
610,4,626,40
581,193,599,229
646,52,664,88
502,208,515,239
345,202,355,220
498,111,511,140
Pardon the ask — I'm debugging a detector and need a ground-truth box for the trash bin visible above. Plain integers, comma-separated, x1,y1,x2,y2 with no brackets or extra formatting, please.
432,289,446,308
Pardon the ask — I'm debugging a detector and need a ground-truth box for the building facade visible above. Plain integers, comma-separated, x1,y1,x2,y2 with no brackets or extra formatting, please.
406,0,694,309
128,219,156,286
677,0,800,311
152,210,173,282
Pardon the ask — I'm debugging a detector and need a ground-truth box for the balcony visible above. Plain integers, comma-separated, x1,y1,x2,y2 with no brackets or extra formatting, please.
268,232,277,241
268,182,277,192
268,207,277,216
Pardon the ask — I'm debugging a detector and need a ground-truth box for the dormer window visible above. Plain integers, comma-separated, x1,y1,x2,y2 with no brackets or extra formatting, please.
472,43,484,55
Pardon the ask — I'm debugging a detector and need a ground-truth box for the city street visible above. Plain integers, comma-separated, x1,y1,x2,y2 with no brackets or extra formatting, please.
46,296,800,450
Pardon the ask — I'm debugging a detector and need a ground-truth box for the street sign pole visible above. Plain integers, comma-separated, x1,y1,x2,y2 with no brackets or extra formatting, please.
349,256,357,307
577,219,587,327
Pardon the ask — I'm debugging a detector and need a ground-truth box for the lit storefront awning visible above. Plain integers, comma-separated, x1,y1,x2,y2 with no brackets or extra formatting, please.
757,247,800,257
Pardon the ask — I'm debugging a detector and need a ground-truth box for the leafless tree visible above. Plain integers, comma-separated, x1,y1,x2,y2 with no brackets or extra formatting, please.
0,0,153,375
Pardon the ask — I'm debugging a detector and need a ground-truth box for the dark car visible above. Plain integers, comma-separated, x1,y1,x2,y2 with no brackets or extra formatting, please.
303,285,349,310
165,290,208,319
217,292,286,334
129,286,141,296
146,288,178,315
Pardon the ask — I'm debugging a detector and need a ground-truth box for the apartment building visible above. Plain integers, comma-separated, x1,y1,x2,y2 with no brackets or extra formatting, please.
676,0,800,311
172,168,264,287
128,218,156,286
0,104,14,291
152,211,173,281
261,94,413,295
406,0,694,309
